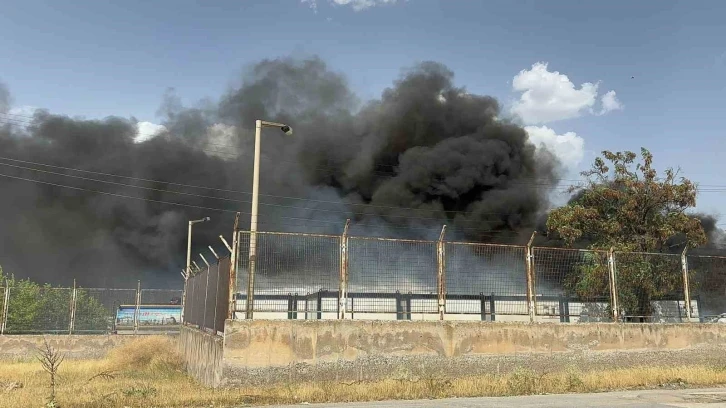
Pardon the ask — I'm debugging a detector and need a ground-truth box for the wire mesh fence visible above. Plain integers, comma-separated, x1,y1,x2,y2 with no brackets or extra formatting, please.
5,232,726,332
72,288,137,333
688,255,726,322
347,237,438,315
236,232,341,315
613,252,685,322
445,243,528,318
0,284,181,335
3,287,73,334
182,256,230,334
532,248,611,322
231,230,726,323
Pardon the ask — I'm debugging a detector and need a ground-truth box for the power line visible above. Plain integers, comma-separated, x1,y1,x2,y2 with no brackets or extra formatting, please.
0,155,572,216
0,171,238,214
0,160,554,222
0,169,526,236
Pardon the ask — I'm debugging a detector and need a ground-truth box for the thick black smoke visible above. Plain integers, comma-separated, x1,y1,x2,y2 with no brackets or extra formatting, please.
0,57,560,287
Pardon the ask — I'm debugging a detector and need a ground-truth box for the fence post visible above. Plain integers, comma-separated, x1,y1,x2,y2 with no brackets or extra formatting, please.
134,280,141,334
1,283,9,335
69,279,77,335
525,231,537,323
180,269,188,325
608,248,620,322
210,247,220,333
338,219,350,320
200,253,211,331
681,246,692,320
437,225,447,320
228,212,240,320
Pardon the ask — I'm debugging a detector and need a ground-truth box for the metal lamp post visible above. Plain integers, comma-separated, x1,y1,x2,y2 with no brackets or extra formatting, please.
246,120,293,319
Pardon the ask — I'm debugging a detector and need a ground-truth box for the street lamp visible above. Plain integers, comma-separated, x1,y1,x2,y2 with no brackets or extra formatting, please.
246,120,293,319
182,216,210,324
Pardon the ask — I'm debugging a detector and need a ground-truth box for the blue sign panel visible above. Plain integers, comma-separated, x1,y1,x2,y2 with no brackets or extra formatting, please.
116,306,181,327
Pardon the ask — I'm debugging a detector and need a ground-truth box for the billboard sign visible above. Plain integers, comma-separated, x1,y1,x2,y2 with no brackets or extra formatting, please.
115,305,181,327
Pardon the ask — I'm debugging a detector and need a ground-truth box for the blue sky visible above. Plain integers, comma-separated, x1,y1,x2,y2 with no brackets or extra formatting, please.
1,0,725,215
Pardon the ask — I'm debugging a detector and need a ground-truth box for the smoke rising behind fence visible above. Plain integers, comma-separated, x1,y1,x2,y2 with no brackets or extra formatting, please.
0,56,564,286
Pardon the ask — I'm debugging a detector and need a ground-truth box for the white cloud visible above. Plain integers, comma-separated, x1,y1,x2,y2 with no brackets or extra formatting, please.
511,62,622,125
525,125,585,168
302,0,399,12
511,62,598,125
599,90,623,114
135,121,166,143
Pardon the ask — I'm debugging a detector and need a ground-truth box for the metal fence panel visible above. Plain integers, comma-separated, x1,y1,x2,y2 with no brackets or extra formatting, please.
182,257,230,334
688,255,726,321
445,243,528,316
533,248,611,321
5,287,72,334
348,237,438,314
184,269,203,329
215,257,231,333
614,252,685,322
74,288,136,333
237,232,340,314
203,260,219,332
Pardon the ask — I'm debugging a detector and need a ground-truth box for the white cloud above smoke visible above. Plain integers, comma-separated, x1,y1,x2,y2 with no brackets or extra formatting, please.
511,62,622,169
511,62,621,125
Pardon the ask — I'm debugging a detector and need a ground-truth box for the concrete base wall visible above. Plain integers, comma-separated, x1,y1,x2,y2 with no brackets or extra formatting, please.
179,326,224,387
221,320,726,387
0,335,142,360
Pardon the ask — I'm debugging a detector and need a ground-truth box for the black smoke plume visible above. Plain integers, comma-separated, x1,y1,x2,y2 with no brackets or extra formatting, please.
0,57,560,287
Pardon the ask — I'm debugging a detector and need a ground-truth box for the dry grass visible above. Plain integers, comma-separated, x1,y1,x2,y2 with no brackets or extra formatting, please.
1,337,726,407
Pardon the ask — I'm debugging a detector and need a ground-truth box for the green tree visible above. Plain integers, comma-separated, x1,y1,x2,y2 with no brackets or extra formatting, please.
546,148,706,320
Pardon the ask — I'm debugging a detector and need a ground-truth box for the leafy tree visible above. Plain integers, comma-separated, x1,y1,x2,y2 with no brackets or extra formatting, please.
547,148,706,320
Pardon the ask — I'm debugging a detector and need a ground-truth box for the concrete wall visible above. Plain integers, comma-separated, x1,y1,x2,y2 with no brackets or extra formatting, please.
0,335,141,360
221,320,726,387
179,326,224,387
